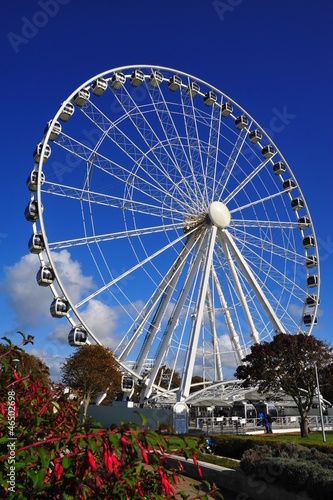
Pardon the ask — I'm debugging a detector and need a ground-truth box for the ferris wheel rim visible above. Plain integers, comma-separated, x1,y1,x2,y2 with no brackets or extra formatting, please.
29,65,320,398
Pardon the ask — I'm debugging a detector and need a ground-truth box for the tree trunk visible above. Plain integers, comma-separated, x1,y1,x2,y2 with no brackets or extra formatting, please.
299,411,309,438
82,393,91,424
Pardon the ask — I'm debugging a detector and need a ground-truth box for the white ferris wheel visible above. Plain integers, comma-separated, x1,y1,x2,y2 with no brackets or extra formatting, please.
25,65,320,404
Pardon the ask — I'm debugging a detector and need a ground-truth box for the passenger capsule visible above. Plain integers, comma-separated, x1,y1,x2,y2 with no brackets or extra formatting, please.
248,129,262,144
303,314,317,326
121,375,134,392
221,102,233,117
261,145,275,159
25,200,43,222
26,170,45,191
303,235,315,248
307,274,318,288
36,265,55,286
44,120,61,141
111,72,126,90
282,179,296,191
68,327,88,346
50,297,70,318
33,143,51,163
306,294,320,307
203,91,217,106
186,82,200,97
73,88,90,107
59,103,75,122
149,71,163,87
91,77,108,96
291,197,304,211
130,69,145,87
235,115,248,129
273,162,286,175
168,75,182,91
28,232,45,254
306,255,318,268
298,216,310,228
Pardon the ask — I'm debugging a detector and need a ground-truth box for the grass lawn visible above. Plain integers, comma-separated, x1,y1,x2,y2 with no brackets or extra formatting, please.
247,430,333,446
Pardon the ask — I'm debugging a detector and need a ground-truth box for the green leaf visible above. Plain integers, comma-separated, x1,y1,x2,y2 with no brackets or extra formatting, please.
1,337,12,345
62,456,72,469
51,401,60,412
39,447,50,468
133,411,147,427
17,331,26,341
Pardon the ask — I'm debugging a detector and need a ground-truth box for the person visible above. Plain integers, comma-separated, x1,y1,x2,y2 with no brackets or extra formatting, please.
267,413,273,433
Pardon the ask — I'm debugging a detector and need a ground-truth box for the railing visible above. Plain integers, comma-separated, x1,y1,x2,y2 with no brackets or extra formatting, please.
193,415,333,435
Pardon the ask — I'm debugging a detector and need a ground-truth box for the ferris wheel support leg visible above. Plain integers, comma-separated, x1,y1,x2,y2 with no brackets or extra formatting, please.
217,230,260,344
134,234,197,376
143,235,207,400
117,233,196,362
211,265,245,365
205,280,223,381
177,225,217,402
221,229,285,335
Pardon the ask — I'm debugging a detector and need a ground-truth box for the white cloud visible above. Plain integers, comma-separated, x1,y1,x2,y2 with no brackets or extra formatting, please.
0,253,51,328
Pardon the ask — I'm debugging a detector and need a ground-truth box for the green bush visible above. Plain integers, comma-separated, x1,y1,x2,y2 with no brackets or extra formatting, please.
239,443,333,500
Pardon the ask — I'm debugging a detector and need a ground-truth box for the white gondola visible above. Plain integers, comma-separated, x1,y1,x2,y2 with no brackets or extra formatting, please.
43,120,61,141
111,72,126,90
50,297,70,318
306,294,319,307
303,235,315,248
168,75,182,91
59,103,75,122
25,200,43,222
91,77,108,96
203,91,217,106
307,274,318,288
282,179,296,191
273,162,286,175
186,81,200,97
26,170,45,191
73,88,90,107
298,216,310,228
291,197,304,211
33,143,51,163
221,102,233,117
121,375,134,392
261,145,275,159
68,327,88,346
235,115,248,129
28,232,45,254
306,255,318,268
149,70,163,88
248,129,262,144
303,314,317,326
130,69,145,87
36,265,55,286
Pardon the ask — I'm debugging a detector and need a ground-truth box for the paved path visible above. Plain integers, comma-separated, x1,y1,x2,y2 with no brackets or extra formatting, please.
175,473,238,499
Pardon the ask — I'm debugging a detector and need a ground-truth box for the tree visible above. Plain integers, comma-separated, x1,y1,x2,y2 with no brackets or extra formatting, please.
0,342,51,387
60,344,121,422
235,333,333,437
320,362,333,404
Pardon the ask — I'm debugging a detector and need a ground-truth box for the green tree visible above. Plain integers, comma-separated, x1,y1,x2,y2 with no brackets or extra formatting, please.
60,344,121,422
235,333,333,437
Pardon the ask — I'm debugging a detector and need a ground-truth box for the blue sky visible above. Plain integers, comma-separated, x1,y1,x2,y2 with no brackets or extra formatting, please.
1,0,332,381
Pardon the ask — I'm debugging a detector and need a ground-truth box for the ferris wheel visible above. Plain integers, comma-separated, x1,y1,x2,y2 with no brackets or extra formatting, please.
25,65,320,403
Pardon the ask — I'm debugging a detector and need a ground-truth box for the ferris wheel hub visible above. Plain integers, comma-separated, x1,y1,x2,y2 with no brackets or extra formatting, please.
208,201,231,228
